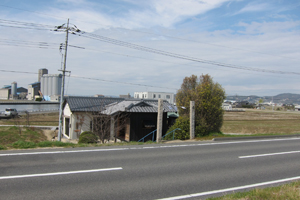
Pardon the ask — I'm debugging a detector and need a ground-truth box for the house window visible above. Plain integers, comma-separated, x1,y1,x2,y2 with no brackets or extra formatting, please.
153,94,156,98
137,94,139,98
158,94,161,98
142,94,144,98
90,121,93,131
145,95,147,98
166,95,170,99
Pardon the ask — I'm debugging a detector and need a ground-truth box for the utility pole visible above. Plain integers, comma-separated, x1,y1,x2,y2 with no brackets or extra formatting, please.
57,19,69,141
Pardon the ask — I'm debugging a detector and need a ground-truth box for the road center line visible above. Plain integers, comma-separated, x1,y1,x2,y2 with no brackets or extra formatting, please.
239,150,300,158
157,175,300,200
0,167,122,180
1,137,300,157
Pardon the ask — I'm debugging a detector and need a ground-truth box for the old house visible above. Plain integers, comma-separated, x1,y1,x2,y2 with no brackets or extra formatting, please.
63,96,177,142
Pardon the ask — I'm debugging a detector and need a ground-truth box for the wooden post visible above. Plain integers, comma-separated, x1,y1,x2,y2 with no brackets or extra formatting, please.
190,101,195,139
110,117,115,141
156,99,163,143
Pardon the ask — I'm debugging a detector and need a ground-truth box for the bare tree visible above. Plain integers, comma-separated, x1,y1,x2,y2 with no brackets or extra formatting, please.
92,111,129,143
75,111,129,144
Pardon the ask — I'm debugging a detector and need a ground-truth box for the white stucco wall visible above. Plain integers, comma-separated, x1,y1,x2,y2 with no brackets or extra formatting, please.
63,103,94,140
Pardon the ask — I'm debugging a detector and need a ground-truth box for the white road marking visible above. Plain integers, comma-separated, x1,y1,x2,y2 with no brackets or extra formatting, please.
239,150,300,158
1,137,300,157
157,176,300,200
0,167,122,180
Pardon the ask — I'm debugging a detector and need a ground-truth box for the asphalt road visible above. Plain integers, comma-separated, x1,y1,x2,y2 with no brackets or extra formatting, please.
1,137,300,200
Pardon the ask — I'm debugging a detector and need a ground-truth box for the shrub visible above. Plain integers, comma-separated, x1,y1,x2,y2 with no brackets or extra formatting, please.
165,116,190,140
176,74,225,136
35,97,43,101
0,145,6,150
78,131,98,144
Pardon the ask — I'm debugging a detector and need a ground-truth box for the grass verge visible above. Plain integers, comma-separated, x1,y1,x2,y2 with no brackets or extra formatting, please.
207,181,300,200
0,126,156,150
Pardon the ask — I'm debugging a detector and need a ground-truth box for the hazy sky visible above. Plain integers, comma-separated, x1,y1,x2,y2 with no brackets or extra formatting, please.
0,0,299,97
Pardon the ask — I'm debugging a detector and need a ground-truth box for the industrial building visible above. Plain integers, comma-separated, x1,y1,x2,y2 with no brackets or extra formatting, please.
40,74,62,101
27,82,41,100
0,82,28,100
134,92,175,104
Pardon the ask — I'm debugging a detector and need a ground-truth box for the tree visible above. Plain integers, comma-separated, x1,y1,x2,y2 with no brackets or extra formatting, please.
175,74,225,136
75,110,128,144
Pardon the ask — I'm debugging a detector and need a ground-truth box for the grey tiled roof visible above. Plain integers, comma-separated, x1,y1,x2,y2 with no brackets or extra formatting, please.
65,97,177,113
105,99,177,113
65,96,124,112
144,99,177,112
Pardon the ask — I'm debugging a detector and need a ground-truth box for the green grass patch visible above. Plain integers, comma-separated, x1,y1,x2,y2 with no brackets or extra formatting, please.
207,181,300,200
36,141,77,148
0,126,47,147
12,140,37,149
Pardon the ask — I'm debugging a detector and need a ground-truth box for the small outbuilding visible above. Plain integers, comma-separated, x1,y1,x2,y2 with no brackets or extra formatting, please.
63,96,177,142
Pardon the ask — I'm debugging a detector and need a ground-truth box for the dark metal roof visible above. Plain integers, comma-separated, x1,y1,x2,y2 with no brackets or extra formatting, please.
65,96,124,112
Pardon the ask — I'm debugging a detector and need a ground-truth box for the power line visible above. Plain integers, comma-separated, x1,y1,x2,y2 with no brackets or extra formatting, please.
0,69,177,90
0,69,37,74
0,18,299,76
1,4,298,61
71,76,177,90
74,31,300,76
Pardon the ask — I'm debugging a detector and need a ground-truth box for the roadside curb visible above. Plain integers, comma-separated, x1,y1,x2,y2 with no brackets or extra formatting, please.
213,134,300,141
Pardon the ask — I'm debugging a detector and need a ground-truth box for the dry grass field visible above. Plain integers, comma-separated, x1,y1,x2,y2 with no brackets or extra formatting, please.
0,112,59,126
1,110,300,135
222,109,300,135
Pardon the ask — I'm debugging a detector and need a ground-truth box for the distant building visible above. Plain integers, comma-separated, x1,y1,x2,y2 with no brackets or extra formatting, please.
0,83,27,100
27,82,41,100
119,93,132,99
134,92,175,104
0,88,9,100
38,68,48,82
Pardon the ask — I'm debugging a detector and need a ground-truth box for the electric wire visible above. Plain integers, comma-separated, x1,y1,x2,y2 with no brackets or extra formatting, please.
74,31,300,76
1,4,298,61
0,69,177,90
0,18,299,77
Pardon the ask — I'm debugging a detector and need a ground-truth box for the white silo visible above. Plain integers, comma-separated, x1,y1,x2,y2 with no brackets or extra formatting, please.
40,74,62,100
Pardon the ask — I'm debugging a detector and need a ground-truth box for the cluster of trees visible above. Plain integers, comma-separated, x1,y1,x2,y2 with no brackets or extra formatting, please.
167,74,225,139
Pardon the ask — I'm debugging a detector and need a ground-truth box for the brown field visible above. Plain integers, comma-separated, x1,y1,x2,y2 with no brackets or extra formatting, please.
0,112,59,126
222,109,300,135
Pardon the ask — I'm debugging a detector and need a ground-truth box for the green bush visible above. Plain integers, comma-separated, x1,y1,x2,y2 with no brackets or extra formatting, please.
0,145,6,150
78,131,98,144
35,97,43,101
12,140,37,149
165,116,190,140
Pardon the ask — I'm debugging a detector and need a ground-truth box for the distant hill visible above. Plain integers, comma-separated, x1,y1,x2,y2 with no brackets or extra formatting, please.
226,93,300,104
